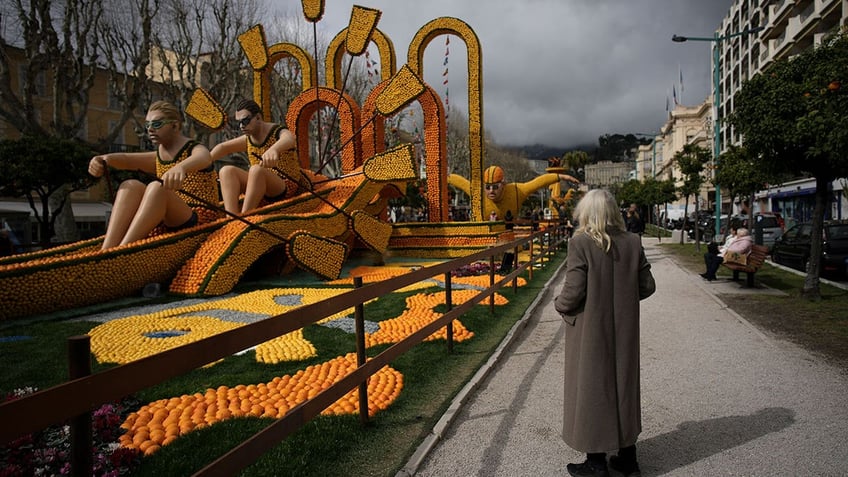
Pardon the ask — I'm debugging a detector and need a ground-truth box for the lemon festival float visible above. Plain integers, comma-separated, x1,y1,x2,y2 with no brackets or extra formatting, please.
0,1,575,457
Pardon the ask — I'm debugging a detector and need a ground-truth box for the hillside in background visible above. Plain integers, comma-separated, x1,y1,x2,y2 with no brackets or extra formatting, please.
503,143,594,163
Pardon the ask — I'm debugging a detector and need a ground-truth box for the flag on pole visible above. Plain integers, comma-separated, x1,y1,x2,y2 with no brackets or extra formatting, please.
666,93,669,112
672,84,678,105
679,65,684,93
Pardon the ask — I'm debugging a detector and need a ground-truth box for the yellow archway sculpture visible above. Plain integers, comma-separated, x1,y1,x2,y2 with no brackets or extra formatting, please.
326,28,397,90
408,17,484,221
238,24,317,121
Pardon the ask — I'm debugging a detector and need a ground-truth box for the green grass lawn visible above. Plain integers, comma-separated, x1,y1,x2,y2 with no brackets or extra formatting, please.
1,250,566,476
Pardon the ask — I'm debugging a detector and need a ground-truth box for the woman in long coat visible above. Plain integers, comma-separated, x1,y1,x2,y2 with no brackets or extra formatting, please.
554,189,656,477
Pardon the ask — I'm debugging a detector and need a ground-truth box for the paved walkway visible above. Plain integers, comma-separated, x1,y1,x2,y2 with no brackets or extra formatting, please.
399,237,848,476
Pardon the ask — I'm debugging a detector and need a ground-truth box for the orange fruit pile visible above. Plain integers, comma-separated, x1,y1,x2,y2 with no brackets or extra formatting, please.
365,289,507,347
119,353,403,455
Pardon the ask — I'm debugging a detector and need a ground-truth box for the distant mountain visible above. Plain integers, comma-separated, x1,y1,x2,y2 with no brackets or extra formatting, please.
503,133,648,164
502,143,595,162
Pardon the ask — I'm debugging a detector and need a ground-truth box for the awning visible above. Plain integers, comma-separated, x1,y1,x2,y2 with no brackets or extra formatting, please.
767,188,816,199
0,201,112,222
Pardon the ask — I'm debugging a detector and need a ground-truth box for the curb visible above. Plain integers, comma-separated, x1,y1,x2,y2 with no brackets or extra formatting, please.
395,256,568,477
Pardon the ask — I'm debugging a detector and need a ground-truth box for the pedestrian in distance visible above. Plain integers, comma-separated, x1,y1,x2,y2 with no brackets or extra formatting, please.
625,203,645,236
554,189,656,477
89,100,218,250
210,99,296,215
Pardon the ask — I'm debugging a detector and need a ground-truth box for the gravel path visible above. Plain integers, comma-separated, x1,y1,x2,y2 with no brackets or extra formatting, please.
403,238,848,477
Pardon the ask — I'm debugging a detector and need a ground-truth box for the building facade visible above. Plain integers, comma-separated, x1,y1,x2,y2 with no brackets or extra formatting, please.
634,100,711,221
585,160,636,189
716,0,847,222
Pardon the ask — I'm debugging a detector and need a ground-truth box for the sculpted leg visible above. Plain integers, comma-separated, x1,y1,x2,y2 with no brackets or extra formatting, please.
119,183,192,246
102,180,146,249
219,165,248,215
241,166,286,214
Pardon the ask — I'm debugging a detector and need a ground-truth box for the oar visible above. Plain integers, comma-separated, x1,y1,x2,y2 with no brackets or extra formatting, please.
316,64,426,175
316,5,382,170
98,158,116,202
139,170,350,280
252,141,415,220
255,144,416,251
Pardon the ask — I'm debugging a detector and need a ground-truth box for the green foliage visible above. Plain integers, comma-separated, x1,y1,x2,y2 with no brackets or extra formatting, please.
0,135,94,198
714,144,774,208
0,135,95,245
614,180,641,207
730,32,848,180
613,178,677,225
560,150,590,181
388,180,428,210
615,178,677,210
595,133,650,163
730,31,848,298
674,144,711,198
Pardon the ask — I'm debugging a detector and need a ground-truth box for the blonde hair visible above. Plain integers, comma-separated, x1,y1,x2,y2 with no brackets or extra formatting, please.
736,227,750,237
573,189,626,252
148,100,182,124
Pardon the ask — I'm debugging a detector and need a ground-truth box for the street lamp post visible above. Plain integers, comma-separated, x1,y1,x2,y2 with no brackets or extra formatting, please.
672,26,764,238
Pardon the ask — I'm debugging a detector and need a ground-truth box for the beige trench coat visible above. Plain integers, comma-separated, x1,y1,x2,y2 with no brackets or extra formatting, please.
554,231,656,453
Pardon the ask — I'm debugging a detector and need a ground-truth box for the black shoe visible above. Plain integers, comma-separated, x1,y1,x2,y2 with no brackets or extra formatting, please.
609,455,641,477
567,460,610,477
699,273,710,280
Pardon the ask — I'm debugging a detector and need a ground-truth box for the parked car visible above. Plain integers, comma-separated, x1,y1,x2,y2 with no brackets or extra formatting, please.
686,211,722,242
734,212,784,250
771,220,848,278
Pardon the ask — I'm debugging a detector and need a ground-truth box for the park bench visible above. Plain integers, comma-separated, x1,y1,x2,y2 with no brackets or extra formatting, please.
722,244,770,287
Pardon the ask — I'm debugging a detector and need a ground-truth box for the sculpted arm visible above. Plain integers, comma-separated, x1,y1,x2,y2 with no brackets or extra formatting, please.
448,173,471,196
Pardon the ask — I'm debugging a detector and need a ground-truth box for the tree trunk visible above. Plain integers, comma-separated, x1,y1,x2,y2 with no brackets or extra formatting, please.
801,176,828,300
50,185,80,245
694,196,701,252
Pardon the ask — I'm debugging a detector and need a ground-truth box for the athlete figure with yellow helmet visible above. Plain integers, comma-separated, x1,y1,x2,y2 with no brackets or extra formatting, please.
448,165,578,221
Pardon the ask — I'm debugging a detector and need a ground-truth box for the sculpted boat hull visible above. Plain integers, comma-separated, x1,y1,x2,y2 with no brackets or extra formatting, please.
0,164,410,320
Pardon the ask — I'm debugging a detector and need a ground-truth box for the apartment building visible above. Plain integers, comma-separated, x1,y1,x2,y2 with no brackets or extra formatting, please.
717,0,847,223
584,160,636,189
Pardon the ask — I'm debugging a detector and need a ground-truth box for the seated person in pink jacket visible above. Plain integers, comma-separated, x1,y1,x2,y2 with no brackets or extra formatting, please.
725,227,753,255
701,227,754,281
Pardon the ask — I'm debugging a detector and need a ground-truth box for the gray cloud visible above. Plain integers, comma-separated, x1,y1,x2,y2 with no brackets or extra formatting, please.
310,0,733,148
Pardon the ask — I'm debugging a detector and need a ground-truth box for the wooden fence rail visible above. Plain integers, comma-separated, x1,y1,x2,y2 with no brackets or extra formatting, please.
0,224,568,476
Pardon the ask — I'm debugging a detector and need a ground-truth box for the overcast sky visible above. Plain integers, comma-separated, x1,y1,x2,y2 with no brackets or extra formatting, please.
295,0,734,149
